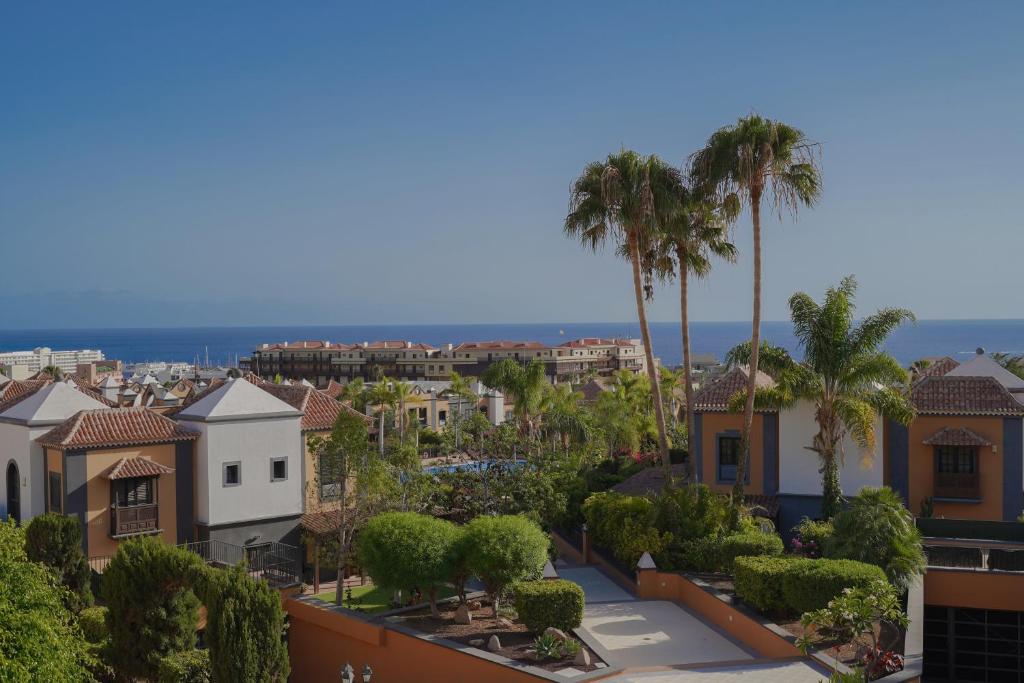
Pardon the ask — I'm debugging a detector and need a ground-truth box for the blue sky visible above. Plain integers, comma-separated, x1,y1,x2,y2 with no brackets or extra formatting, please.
1,2,1021,328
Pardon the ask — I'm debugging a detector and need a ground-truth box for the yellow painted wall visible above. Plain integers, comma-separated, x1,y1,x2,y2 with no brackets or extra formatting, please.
700,412,766,495
907,416,1004,521
303,429,341,513
83,444,178,558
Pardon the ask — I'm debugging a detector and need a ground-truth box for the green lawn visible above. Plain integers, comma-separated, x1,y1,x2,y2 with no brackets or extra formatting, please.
314,584,457,614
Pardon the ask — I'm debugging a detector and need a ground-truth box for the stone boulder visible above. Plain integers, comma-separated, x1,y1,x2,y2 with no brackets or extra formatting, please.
543,627,568,641
453,604,473,625
487,635,502,652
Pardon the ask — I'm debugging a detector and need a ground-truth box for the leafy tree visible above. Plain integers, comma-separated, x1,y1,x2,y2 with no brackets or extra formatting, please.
24,512,93,612
565,150,683,469
42,364,65,380
690,115,822,510
338,377,368,412
463,515,549,616
726,276,914,518
646,181,737,480
482,358,548,444
446,370,477,452
0,519,92,681
309,407,395,606
157,649,211,683
357,512,460,616
593,370,657,456
993,352,1024,380
102,537,206,680
826,487,925,591
203,564,290,682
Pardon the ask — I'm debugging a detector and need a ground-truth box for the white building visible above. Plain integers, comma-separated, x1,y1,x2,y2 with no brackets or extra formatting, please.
176,378,304,547
0,382,108,522
0,347,105,375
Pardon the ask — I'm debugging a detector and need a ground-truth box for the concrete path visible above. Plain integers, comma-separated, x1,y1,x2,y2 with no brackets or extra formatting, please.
606,660,830,682
558,566,636,603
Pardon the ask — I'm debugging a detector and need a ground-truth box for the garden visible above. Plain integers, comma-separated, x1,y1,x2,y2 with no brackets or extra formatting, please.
578,483,924,680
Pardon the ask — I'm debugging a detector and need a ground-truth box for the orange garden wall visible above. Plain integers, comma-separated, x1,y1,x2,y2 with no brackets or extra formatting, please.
636,570,802,659
285,598,557,683
924,569,1024,611
700,412,768,495
907,416,1004,520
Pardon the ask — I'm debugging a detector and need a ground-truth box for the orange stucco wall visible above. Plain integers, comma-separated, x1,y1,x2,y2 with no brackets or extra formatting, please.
700,412,767,495
285,598,554,683
907,416,1004,520
636,570,802,659
82,444,178,558
45,449,63,513
925,569,1024,611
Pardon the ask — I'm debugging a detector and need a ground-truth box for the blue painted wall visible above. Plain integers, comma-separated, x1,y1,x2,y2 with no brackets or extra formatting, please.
1003,417,1023,521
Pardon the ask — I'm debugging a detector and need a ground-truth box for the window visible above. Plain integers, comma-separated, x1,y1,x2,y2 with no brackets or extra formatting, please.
223,462,241,487
112,476,154,507
717,434,742,482
934,445,980,499
318,453,341,501
48,472,62,513
271,457,288,482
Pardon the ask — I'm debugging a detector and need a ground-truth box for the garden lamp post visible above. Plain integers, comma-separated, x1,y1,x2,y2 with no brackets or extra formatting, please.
341,663,353,683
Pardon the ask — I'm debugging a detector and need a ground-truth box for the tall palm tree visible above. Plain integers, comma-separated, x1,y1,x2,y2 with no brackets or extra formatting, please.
594,370,657,456
481,358,548,443
390,379,414,444
690,115,822,505
367,378,395,455
539,383,590,453
647,183,738,481
446,371,476,452
42,365,64,380
726,276,915,518
565,150,681,469
338,377,367,412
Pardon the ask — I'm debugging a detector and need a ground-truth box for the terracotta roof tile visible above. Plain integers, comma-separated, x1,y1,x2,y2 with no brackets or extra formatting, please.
559,338,638,348
36,407,199,451
321,380,345,399
259,383,373,431
922,426,993,447
103,457,175,480
692,366,776,412
0,379,51,413
912,356,960,383
911,376,1024,416
453,340,548,351
299,511,341,536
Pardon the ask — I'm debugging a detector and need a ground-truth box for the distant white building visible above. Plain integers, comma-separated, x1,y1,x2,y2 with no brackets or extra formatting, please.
176,378,305,547
0,347,104,375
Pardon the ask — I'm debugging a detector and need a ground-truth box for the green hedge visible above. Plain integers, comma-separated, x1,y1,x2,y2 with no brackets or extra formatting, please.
78,606,109,644
733,556,809,614
718,532,783,571
157,649,210,683
514,580,585,633
781,558,888,615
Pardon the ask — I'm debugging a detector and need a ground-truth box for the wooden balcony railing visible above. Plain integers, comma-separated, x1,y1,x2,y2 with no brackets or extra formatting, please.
934,472,980,500
111,503,159,536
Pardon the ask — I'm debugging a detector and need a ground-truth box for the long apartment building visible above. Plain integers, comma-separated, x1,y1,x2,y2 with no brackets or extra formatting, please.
0,346,105,375
241,337,646,385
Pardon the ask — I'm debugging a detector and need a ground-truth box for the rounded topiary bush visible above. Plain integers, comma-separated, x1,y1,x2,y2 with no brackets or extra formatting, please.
513,580,585,633
781,558,888,615
464,515,549,616
733,556,809,615
157,649,211,683
719,532,784,571
78,606,109,644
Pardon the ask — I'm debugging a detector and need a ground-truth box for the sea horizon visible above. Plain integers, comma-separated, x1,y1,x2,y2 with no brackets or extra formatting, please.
3,319,1024,370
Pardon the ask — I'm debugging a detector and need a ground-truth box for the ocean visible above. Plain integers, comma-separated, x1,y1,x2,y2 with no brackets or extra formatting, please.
2,320,1024,369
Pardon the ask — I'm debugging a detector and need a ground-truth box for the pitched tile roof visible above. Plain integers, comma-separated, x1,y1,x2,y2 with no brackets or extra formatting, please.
692,366,776,412
922,426,993,447
299,510,341,536
321,380,345,400
0,379,50,412
453,340,548,351
103,457,175,480
36,407,199,451
911,376,1024,416
259,383,372,431
911,356,959,383
559,338,638,348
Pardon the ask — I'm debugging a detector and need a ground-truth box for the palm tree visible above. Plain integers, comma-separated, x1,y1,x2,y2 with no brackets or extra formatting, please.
367,379,395,455
690,114,822,505
446,371,476,452
481,358,548,444
647,183,738,481
726,276,914,518
540,383,590,453
390,380,414,444
42,365,64,380
565,150,682,469
594,370,657,457
338,378,367,412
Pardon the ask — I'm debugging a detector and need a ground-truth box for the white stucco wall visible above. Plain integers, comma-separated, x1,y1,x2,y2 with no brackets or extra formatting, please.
778,400,884,496
191,416,304,526
0,422,51,521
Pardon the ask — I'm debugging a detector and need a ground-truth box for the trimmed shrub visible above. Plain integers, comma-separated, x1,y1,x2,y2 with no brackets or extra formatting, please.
24,512,93,611
464,515,549,616
157,649,211,683
655,535,723,572
357,512,460,616
582,492,671,566
782,558,888,615
718,532,784,571
734,556,810,614
102,537,207,681
79,606,109,644
513,580,585,633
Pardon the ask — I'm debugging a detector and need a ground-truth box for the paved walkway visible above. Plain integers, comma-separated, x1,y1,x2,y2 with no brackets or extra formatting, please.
607,660,830,682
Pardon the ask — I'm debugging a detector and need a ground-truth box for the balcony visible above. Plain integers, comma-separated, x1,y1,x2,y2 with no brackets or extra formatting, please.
111,503,159,537
934,471,980,500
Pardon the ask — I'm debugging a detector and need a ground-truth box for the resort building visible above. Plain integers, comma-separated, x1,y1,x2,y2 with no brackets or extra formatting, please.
34,407,199,558
242,337,646,385
0,346,105,375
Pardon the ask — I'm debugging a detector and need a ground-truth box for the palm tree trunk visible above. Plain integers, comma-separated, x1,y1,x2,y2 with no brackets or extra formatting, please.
628,232,671,469
678,247,696,484
734,194,762,515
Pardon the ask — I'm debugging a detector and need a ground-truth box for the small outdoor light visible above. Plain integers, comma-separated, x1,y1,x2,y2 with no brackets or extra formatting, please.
340,662,354,683
362,663,373,682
